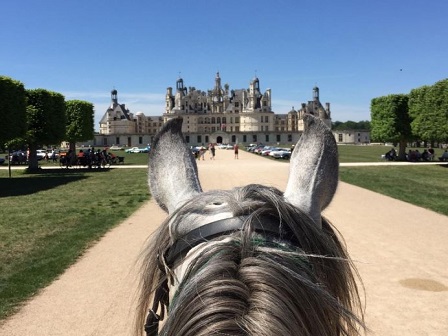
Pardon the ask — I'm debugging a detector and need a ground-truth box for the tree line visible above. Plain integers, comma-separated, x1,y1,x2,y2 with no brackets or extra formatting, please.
0,75,94,170
332,120,371,131
371,78,448,160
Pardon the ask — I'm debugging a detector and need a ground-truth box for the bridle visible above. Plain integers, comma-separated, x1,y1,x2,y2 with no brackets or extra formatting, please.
144,215,301,336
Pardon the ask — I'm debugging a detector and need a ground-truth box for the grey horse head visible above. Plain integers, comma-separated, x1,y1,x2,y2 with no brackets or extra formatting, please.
149,114,338,231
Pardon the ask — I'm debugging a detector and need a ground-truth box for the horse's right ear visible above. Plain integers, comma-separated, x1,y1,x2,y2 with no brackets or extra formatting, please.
149,117,202,213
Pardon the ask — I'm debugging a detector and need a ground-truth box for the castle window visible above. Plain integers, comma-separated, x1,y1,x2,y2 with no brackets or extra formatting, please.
338,134,343,142
243,135,247,142
265,134,269,142
276,134,281,142
288,134,292,142
197,135,202,143
185,135,190,143
252,135,257,142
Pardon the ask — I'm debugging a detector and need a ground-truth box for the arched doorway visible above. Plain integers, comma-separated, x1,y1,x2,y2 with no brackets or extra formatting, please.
217,136,223,144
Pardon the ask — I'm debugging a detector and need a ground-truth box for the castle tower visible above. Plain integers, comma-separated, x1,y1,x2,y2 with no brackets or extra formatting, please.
248,77,261,110
111,89,118,105
313,86,319,101
176,77,184,92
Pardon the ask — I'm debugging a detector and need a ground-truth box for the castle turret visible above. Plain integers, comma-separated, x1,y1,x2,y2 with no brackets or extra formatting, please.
176,78,184,92
111,89,118,105
313,86,319,101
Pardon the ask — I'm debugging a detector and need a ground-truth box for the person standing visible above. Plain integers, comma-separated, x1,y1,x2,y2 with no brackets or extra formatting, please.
209,143,216,160
234,143,239,159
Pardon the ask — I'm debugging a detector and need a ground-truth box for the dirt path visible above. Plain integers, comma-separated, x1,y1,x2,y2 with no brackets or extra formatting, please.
1,149,447,335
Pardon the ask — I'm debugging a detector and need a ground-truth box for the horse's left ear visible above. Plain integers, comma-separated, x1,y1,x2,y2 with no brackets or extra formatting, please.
284,114,338,228
149,117,202,213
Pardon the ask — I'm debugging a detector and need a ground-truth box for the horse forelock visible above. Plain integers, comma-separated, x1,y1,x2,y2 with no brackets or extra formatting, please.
136,184,365,335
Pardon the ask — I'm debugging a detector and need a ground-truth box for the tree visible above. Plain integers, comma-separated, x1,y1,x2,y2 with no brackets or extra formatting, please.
408,80,448,145
65,100,95,153
26,89,66,170
0,76,27,150
370,94,412,160
409,85,436,146
332,120,371,131
427,79,448,142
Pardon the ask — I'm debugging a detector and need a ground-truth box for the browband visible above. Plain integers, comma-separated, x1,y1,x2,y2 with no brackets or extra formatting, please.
164,215,298,268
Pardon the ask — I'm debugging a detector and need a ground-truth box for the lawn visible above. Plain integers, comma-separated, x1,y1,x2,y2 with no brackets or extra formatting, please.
339,165,448,216
337,145,393,162
0,168,149,320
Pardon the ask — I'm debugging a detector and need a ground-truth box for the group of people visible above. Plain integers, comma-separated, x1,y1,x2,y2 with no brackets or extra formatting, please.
384,147,441,162
407,148,435,162
61,148,117,168
193,143,239,160
195,143,217,161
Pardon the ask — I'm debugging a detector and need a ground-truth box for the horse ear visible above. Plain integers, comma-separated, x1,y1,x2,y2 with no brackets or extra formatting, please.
284,114,338,228
149,117,202,213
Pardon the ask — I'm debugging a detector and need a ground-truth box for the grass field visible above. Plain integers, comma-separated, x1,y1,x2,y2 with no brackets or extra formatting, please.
337,145,393,162
339,165,448,216
0,168,149,320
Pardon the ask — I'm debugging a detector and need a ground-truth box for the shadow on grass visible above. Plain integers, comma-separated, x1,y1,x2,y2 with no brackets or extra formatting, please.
0,168,111,197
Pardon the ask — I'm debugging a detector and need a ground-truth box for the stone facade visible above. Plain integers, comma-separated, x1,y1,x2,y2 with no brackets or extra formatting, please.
96,73,332,147
333,130,371,144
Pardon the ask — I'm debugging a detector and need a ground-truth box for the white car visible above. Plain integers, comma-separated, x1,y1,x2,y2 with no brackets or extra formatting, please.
217,144,231,149
269,148,292,159
125,147,141,153
109,145,124,151
36,149,48,160
125,146,150,153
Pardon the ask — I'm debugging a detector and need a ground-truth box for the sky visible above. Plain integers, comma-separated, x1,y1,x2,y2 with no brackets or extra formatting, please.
1,0,447,130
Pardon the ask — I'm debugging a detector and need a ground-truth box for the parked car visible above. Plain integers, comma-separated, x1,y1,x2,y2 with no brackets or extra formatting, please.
109,145,125,151
0,157,5,165
36,149,47,160
125,146,150,153
248,144,264,153
269,148,292,159
254,146,270,154
260,146,278,156
217,144,233,149
9,150,27,164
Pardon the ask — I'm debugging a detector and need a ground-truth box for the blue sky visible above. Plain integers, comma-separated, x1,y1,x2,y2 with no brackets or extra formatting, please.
1,0,447,130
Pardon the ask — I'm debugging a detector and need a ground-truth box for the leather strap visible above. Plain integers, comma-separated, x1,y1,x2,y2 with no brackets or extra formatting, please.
165,215,298,268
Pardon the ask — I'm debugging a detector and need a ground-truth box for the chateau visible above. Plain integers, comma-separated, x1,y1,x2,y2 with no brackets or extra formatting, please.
96,73,332,147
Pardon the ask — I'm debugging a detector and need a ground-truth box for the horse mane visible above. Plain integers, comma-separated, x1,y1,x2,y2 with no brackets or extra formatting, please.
136,184,364,335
